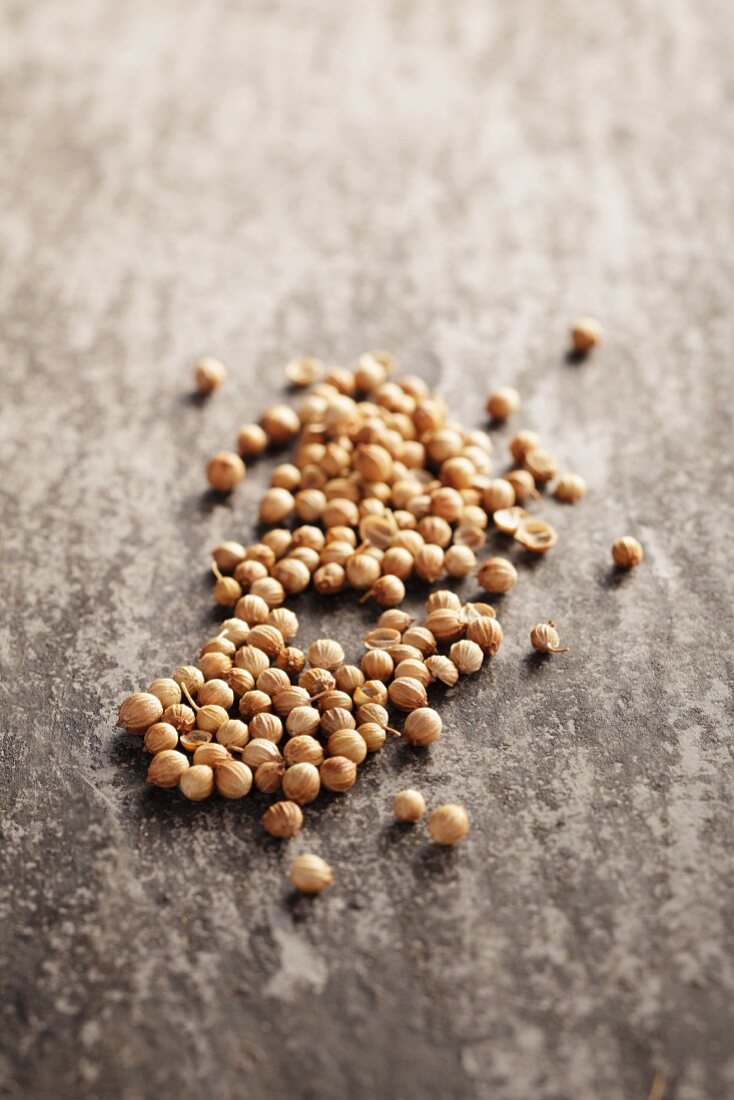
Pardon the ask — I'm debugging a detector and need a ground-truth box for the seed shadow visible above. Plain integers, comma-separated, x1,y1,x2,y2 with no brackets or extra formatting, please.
413,842,461,883
379,820,423,853
597,565,636,590
181,391,213,409
523,651,552,674
564,348,590,366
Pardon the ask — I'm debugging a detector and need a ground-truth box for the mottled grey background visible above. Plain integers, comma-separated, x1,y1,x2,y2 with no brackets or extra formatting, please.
1,2,733,1099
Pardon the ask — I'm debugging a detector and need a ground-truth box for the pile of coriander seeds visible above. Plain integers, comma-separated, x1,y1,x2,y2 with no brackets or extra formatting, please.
118,342,635,893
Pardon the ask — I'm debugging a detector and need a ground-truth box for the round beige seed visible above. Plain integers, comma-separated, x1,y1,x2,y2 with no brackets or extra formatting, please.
393,789,426,822
612,536,644,568
282,762,321,804
263,801,303,838
449,639,484,675
327,729,367,765
117,692,163,733
403,707,442,746
320,756,357,792
530,622,568,654
147,749,189,788
290,854,333,894
428,804,470,845
206,451,245,492
143,722,179,754
195,356,226,394
486,386,520,421
476,557,518,594
180,764,214,801
215,760,253,799
570,316,602,353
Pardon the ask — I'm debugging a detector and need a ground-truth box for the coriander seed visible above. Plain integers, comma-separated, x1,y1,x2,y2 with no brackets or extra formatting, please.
263,801,303,838
180,764,214,801
161,703,196,733
254,761,286,793
290,854,333,894
444,544,477,578
282,761,321,804
570,316,602,353
424,609,466,644
476,557,518,594
466,616,503,656
486,386,520,421
215,760,253,799
326,729,367,765
307,638,345,671
403,707,442,746
393,789,426,822
197,679,234,710
143,722,179,754
555,473,586,503
530,621,568,653
193,743,230,766
388,677,428,712
147,749,189,788
147,678,182,709
483,479,516,513
237,423,267,458
261,404,300,445
428,804,470,845
449,639,484,675
239,690,273,720
424,655,459,687
117,692,163,733
612,536,644,568
509,430,539,463
514,519,557,553
284,735,324,767
248,712,284,743
285,356,324,387
195,356,226,394
357,723,387,752
425,590,462,614
216,719,250,749
320,756,357,792
206,451,245,492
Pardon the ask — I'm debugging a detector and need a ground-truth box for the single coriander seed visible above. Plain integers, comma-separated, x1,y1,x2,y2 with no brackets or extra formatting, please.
118,692,163,733
179,764,214,801
319,756,357,792
428,804,470,845
570,316,602,353
486,386,520,421
206,451,246,492
393,789,426,822
215,760,253,799
282,761,321,804
612,536,644,568
530,621,568,654
290,854,333,894
555,473,586,504
147,749,189,788
476,557,518,594
194,356,226,394
449,639,484,675
403,707,442,746
263,801,303,838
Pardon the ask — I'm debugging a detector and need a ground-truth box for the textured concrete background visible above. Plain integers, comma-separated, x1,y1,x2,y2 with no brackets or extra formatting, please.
1,1,733,1098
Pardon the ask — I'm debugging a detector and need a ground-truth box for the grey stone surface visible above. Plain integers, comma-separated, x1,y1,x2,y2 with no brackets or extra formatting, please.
1,1,733,1098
